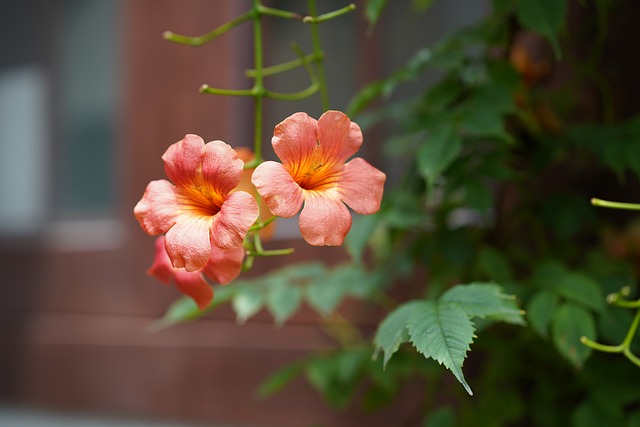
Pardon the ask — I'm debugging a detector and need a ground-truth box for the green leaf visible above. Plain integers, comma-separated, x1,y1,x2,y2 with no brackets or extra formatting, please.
306,264,377,315
345,213,379,263
412,0,435,13
256,361,305,399
476,246,513,282
555,272,606,313
306,273,348,316
424,406,456,427
265,281,302,326
527,290,558,338
515,0,566,58
418,125,462,189
493,0,514,14
552,303,595,368
153,284,237,329
464,179,493,213
365,0,388,30
407,301,475,395
304,350,368,408
273,261,326,281
440,283,524,325
373,300,423,366
423,77,463,111
232,285,264,323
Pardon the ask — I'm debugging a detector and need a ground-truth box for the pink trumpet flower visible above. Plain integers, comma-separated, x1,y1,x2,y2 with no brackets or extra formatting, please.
252,111,386,246
148,236,244,309
134,134,259,271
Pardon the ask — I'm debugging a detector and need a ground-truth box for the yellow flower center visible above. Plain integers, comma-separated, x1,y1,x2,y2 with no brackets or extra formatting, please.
178,184,222,217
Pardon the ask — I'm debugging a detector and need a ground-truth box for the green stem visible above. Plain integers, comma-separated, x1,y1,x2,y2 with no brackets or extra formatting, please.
253,231,264,253
252,0,265,162
257,4,303,20
622,308,640,348
581,299,640,367
249,248,296,257
163,11,253,46
611,297,640,309
243,159,260,169
580,336,623,353
307,0,329,110
265,85,320,101
249,215,278,232
303,3,356,24
245,53,323,78
591,198,640,211
199,85,255,96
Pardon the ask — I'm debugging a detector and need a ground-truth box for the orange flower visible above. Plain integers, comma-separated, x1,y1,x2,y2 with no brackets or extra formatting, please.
148,236,244,309
252,111,385,246
134,134,259,271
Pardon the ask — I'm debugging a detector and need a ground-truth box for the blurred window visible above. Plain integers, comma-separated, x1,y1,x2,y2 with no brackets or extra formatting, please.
0,0,121,245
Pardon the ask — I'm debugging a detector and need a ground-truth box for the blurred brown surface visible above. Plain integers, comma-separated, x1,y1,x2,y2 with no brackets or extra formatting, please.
0,1,422,426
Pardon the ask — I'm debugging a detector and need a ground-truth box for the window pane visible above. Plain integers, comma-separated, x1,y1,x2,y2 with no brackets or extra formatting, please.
57,0,121,216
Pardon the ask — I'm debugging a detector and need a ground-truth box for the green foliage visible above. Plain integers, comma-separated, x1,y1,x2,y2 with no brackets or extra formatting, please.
158,262,382,326
374,283,524,395
159,0,640,424
364,0,388,32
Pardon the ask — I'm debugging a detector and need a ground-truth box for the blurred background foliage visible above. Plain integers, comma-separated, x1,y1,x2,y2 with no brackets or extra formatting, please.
163,0,640,425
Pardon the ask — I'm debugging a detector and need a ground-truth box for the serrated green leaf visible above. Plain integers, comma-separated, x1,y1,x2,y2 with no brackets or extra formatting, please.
418,126,462,189
515,0,566,58
266,281,302,326
440,283,524,325
232,285,264,323
407,301,475,395
373,300,424,366
527,290,558,338
552,303,595,368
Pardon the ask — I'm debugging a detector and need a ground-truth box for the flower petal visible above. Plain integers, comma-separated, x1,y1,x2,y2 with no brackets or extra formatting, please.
271,112,319,168
210,191,259,249
173,270,213,310
162,134,206,187
340,158,386,214
147,236,173,284
202,246,245,285
164,215,212,272
202,140,244,198
134,179,180,236
299,190,352,246
252,161,303,217
317,110,363,164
